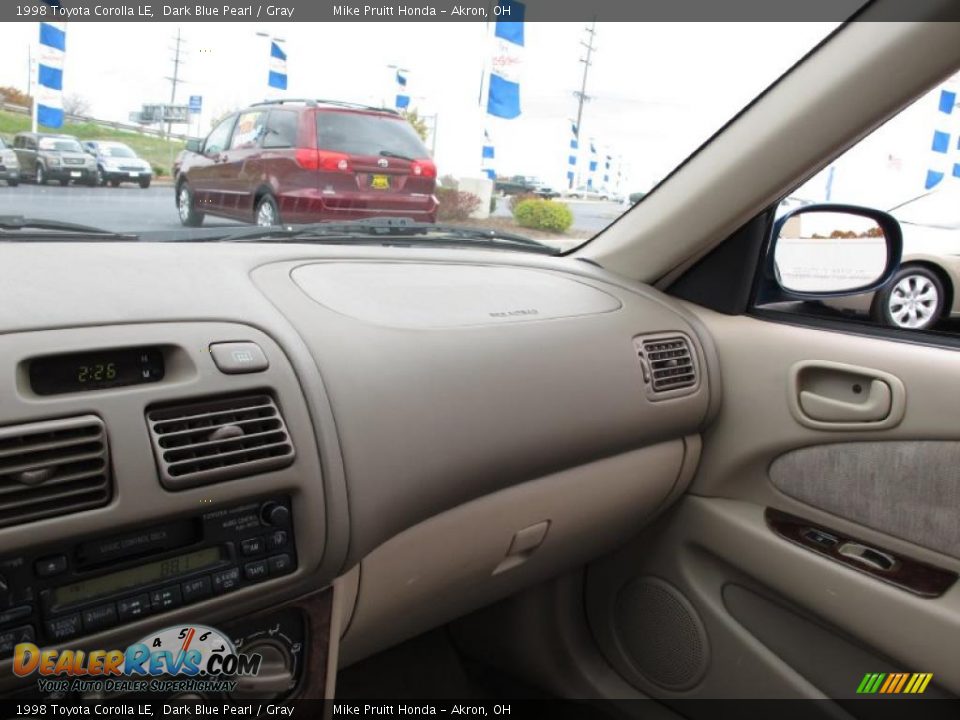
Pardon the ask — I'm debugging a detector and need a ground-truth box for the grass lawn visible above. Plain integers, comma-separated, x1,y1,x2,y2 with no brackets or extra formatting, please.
0,110,183,176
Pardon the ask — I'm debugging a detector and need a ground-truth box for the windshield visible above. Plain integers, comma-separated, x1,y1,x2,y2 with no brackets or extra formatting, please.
891,190,960,229
38,138,83,153
104,145,137,158
0,20,837,248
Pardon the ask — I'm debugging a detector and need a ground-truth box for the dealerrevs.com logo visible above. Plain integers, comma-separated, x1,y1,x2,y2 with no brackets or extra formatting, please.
12,624,260,694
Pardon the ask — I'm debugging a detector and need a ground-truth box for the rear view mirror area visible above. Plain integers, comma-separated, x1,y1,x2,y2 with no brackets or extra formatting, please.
767,204,903,300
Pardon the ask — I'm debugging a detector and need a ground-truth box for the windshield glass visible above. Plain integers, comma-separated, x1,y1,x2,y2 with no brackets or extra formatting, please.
0,20,837,247
38,137,83,153
891,190,960,229
104,145,136,158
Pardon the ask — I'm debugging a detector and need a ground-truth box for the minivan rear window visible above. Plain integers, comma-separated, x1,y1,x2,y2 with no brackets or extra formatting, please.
316,111,428,159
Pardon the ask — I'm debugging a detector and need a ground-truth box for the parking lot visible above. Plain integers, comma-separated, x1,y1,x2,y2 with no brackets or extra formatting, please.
0,183,627,235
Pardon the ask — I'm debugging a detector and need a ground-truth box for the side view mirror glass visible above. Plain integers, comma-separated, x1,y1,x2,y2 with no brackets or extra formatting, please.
185,138,203,153
769,204,902,298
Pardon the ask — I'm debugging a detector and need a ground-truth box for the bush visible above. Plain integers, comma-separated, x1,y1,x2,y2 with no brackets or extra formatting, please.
152,164,167,177
507,192,538,214
489,195,498,214
439,174,459,191
512,198,574,233
436,188,481,222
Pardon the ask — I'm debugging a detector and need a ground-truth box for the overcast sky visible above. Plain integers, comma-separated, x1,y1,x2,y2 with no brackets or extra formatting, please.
5,20,933,195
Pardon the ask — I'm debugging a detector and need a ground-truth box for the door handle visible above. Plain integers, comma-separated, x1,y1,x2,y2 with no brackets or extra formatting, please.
837,542,898,572
799,379,891,423
789,360,906,430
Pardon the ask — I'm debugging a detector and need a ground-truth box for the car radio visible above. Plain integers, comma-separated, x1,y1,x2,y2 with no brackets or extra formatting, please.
0,496,297,658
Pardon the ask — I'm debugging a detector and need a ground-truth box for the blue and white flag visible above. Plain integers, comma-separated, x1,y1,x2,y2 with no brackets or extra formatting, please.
924,85,960,190
395,69,410,110
567,121,578,187
481,129,495,180
36,22,66,128
268,41,288,91
486,0,524,119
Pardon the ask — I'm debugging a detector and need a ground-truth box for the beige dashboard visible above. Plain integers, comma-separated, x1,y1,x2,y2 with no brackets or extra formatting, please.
0,241,718,694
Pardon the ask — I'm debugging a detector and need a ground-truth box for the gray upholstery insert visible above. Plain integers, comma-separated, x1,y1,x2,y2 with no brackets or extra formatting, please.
769,441,960,559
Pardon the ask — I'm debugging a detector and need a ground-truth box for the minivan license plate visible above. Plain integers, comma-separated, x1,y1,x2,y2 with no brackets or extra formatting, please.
370,174,390,190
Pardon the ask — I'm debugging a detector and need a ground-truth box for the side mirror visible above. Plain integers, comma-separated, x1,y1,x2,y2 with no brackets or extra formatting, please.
764,204,902,300
185,138,203,153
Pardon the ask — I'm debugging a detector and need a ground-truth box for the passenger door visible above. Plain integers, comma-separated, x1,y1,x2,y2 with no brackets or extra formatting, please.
13,136,36,180
188,113,236,213
585,83,960,707
218,109,266,220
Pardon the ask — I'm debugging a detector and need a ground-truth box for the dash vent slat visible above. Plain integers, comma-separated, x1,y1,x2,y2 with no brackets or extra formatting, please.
0,415,111,529
146,394,295,490
636,335,699,397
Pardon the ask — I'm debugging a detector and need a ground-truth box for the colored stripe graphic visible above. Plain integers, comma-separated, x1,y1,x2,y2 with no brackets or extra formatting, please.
857,672,932,694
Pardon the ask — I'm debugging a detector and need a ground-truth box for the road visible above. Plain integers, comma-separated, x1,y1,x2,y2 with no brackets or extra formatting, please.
0,184,627,235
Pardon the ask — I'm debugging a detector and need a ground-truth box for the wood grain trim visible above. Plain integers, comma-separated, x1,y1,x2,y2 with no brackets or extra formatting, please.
765,508,957,598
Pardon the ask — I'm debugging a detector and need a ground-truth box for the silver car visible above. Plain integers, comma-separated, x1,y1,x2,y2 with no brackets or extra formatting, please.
0,137,19,187
827,189,960,330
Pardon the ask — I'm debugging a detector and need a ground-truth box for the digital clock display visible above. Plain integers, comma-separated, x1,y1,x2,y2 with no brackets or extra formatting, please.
29,347,165,395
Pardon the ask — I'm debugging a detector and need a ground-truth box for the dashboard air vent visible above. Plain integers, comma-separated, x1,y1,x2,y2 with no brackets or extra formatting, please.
0,415,111,528
146,393,295,490
636,335,699,397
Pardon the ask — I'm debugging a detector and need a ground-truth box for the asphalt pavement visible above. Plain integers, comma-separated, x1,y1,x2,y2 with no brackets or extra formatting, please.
0,183,628,235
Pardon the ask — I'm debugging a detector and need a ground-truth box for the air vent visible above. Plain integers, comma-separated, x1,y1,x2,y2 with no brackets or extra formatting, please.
0,415,111,529
636,334,699,397
146,394,295,490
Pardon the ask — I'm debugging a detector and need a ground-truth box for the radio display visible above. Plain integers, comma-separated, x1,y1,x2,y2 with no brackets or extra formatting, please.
29,347,165,396
53,547,223,608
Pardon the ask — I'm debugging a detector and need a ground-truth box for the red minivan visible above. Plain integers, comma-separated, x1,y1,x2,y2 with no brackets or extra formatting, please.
175,99,438,227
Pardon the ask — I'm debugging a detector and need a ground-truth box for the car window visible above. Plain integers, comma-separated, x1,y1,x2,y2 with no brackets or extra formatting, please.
264,110,298,148
38,138,83,153
316,112,428,158
204,115,236,155
230,111,267,150
105,145,136,158
755,72,960,336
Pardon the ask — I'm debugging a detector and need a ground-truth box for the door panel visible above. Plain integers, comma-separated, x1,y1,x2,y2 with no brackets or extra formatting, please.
586,308,960,700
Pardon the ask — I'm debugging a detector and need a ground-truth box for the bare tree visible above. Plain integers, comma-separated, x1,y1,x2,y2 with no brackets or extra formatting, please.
62,93,91,116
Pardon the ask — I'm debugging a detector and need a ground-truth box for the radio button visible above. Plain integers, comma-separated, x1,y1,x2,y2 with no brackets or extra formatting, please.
243,560,269,582
241,537,265,556
149,585,182,611
0,625,34,658
182,576,212,603
117,594,151,621
35,555,68,577
268,554,293,577
45,614,81,641
82,604,117,632
265,530,288,551
0,605,31,628
212,567,241,594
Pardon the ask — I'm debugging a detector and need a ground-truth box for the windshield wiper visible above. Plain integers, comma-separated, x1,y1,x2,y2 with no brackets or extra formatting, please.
379,150,417,162
0,216,136,240
206,217,558,254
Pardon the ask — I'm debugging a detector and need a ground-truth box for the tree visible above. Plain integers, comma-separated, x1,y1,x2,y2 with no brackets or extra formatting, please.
400,108,429,142
62,93,91,116
0,86,32,109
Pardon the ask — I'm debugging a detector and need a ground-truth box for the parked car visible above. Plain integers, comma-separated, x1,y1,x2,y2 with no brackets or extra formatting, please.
824,189,960,330
83,140,153,188
494,175,558,198
12,132,97,186
175,99,438,227
563,185,610,200
628,191,646,204
0,137,19,186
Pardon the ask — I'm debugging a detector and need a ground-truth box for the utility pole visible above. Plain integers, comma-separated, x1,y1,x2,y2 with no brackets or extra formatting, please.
165,27,186,139
571,19,597,188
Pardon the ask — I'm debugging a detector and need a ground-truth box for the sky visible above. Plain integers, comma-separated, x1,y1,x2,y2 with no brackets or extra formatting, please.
0,21,854,192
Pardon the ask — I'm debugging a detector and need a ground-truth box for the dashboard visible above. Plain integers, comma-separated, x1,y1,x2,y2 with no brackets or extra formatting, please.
0,241,719,698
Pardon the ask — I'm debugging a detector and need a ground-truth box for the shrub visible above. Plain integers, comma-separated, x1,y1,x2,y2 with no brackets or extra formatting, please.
489,195,498,214
512,198,574,233
436,188,481,222
439,174,459,191
507,192,538,214
152,164,167,177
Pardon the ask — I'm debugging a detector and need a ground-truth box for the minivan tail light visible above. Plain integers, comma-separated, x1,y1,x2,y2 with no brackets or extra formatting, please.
411,159,437,179
294,148,319,170
317,150,353,172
